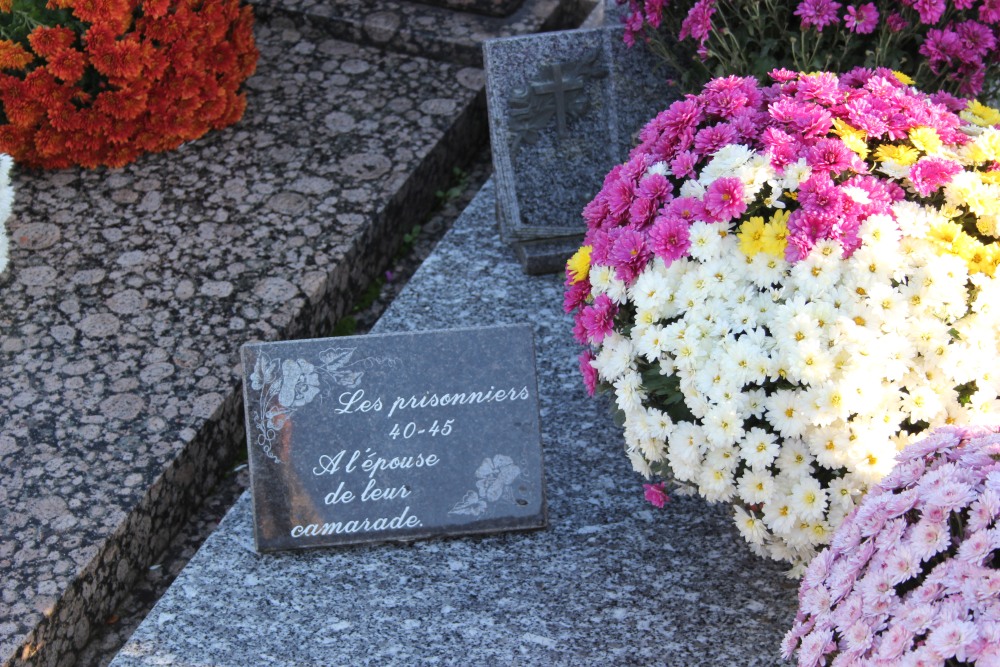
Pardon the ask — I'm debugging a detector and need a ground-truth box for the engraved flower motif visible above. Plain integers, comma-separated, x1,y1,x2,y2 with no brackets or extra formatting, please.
276,359,320,408
476,455,521,502
249,353,279,392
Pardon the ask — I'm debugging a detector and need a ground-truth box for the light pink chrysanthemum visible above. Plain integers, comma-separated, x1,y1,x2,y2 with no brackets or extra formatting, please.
785,426,1000,666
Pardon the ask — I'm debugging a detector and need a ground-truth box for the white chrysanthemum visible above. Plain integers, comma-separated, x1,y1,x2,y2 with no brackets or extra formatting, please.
589,264,615,296
775,438,814,477
582,114,1000,572
687,220,724,261
778,158,812,191
738,469,776,504
740,427,780,469
791,240,844,299
627,450,653,478
614,371,645,414
734,506,769,546
635,323,668,364
765,390,810,439
699,464,736,502
680,178,706,199
762,490,799,535
790,477,828,522
0,154,12,276
646,160,670,177
702,404,746,447
699,144,755,184
592,332,634,382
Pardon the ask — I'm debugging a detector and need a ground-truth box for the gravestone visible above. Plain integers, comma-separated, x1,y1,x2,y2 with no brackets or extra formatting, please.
484,26,677,274
240,324,547,551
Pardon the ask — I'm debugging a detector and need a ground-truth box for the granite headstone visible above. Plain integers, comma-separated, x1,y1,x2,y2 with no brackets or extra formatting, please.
240,325,547,552
484,26,677,274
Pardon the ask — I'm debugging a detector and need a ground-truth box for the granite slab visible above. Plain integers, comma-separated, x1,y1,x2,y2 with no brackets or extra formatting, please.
0,14,487,667
109,179,798,666
247,0,596,66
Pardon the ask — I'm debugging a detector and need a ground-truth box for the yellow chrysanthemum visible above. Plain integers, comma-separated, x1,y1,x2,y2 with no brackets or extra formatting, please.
961,100,1000,128
982,171,1000,186
973,130,1000,163
566,245,592,284
893,71,914,85
761,210,790,258
840,133,870,160
983,246,1000,276
909,127,943,154
874,143,920,166
976,213,999,238
928,220,963,246
737,216,767,258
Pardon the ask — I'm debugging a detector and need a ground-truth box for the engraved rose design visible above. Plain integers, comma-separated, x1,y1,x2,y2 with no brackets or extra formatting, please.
449,455,524,516
476,455,521,502
276,359,321,409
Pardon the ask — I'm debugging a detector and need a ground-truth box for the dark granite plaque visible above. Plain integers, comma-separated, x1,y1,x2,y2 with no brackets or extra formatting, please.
240,325,547,552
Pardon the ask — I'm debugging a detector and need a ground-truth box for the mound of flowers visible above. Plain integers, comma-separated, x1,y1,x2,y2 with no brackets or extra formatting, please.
0,0,258,169
784,425,1000,665
565,70,1000,571
618,0,1000,98
0,153,11,274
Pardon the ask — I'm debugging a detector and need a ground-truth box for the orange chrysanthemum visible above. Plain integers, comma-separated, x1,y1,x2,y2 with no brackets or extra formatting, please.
0,40,34,70
0,0,259,168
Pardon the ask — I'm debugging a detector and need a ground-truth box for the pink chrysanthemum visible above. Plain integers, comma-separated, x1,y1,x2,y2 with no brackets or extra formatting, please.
908,156,963,196
578,350,599,396
578,294,617,345
785,425,1000,667
794,0,842,30
912,0,947,25
702,176,746,222
886,11,908,31
643,482,670,507
608,227,653,283
844,3,878,34
649,214,692,263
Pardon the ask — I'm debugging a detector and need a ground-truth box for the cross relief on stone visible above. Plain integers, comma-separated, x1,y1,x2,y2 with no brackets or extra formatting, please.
507,48,608,151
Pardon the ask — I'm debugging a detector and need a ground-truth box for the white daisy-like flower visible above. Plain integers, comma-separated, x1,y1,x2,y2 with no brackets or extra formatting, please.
687,220,724,262
738,469,776,504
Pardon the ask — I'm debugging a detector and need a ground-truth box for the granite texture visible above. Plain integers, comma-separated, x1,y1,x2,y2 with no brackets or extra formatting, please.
247,0,596,66
485,26,677,274
0,15,486,667
110,180,798,666
414,0,527,18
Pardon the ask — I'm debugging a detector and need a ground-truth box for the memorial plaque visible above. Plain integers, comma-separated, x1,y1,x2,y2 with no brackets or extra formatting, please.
485,26,678,275
240,325,547,552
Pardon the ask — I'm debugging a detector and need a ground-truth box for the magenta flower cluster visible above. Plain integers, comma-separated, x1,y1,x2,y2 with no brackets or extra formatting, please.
619,0,1000,96
784,425,1000,666
565,69,969,345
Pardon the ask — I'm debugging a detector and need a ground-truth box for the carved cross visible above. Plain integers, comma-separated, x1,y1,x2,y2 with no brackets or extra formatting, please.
530,63,585,138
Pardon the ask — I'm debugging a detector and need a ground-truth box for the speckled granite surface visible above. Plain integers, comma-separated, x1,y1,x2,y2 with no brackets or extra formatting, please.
110,180,798,666
0,15,487,667
248,0,596,66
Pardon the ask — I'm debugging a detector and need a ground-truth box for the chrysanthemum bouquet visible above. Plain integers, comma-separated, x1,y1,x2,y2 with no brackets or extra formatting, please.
619,0,1000,99
0,0,258,169
784,425,1000,665
565,70,1000,570
0,153,12,275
